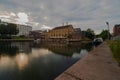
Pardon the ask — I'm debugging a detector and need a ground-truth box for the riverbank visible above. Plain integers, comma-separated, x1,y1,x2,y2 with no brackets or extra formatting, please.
55,42,120,80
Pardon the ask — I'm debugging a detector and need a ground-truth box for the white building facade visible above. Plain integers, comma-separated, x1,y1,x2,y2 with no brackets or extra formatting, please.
17,24,32,36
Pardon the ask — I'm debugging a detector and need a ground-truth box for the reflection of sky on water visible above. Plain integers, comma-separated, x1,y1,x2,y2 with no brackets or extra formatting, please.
0,42,93,80
30,48,52,58
72,49,88,58
0,56,15,69
0,48,53,70
15,53,29,70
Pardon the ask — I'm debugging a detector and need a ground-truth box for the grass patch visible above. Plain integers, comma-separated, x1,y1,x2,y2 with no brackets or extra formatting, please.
108,40,120,65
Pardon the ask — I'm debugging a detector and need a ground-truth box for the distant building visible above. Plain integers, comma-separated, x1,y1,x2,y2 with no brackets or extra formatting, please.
69,28,82,41
48,25,74,39
17,24,32,37
45,25,82,42
41,30,49,40
29,30,42,39
113,24,120,37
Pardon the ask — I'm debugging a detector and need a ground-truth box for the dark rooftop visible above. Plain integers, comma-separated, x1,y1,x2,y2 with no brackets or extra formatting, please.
53,25,73,30
115,24,120,27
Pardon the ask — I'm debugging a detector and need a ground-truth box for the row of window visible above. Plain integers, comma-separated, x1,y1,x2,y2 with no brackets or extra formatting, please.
49,34,68,37
50,29,73,33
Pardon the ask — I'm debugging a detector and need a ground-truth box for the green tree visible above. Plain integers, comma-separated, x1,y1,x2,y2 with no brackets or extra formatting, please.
99,29,111,40
0,23,19,39
85,28,95,40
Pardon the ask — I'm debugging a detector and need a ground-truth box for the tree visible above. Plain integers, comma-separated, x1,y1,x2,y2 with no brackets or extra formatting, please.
0,23,19,39
85,28,95,40
99,29,111,40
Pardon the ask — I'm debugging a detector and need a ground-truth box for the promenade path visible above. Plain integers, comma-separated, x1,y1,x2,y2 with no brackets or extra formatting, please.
55,42,120,80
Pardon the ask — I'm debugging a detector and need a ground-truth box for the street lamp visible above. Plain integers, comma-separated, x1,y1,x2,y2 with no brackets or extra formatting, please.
106,22,110,40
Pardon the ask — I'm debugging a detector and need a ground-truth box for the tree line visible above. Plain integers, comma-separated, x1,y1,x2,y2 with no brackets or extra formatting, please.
82,28,111,41
0,23,19,39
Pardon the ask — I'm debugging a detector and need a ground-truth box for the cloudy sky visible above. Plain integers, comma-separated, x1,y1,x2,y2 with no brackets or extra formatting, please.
0,0,120,33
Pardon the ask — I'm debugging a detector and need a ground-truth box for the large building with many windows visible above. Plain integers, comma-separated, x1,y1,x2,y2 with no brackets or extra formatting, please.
46,24,82,42
16,24,32,36
47,25,74,39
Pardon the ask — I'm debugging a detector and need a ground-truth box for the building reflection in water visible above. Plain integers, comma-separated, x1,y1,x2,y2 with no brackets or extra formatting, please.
32,42,93,57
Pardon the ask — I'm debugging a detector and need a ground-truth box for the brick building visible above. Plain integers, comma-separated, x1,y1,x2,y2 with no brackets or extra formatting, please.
29,30,43,39
46,25,82,42
69,28,82,41
113,24,120,36
48,25,74,39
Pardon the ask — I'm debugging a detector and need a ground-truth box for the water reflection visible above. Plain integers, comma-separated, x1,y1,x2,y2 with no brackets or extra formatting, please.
15,53,29,70
32,42,93,57
0,42,93,80
0,42,18,56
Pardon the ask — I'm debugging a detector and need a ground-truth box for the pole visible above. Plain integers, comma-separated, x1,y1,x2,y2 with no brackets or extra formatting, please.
106,22,110,40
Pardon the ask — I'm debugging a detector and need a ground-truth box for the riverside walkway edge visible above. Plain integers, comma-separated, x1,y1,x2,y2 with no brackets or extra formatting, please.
55,42,120,80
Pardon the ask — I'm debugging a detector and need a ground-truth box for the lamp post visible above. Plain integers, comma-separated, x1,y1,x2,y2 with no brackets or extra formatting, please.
106,22,110,40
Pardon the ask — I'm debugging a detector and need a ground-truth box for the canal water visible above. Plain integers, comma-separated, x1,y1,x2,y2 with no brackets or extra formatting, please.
0,42,93,80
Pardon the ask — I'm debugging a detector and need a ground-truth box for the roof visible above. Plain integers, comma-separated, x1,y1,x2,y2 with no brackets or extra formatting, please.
115,24,120,28
52,25,73,30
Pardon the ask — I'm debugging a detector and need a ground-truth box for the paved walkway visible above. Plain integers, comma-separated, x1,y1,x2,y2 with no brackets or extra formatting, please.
55,42,120,80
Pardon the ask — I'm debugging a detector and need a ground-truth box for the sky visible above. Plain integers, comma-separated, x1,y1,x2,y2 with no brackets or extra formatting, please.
0,0,120,34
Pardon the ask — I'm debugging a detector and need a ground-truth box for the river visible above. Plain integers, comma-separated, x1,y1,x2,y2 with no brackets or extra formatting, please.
0,41,93,80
